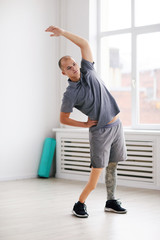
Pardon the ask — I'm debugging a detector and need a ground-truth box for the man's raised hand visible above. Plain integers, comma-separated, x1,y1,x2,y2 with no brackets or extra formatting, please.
45,26,64,37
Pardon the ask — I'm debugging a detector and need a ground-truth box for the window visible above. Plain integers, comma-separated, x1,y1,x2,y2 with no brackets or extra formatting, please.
101,34,132,127
137,32,160,125
98,0,160,129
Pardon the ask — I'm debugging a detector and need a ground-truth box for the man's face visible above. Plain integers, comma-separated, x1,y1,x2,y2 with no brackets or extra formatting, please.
61,58,80,82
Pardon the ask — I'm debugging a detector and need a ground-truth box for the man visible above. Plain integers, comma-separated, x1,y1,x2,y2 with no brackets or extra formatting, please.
45,26,127,218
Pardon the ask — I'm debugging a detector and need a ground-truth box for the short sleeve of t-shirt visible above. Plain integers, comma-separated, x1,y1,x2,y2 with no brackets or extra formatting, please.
81,58,95,72
61,92,75,113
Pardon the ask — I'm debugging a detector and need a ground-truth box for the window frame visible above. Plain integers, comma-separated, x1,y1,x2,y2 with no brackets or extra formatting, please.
97,0,160,130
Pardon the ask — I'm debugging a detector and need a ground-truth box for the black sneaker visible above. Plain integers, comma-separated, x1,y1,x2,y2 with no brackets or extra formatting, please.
72,201,89,218
104,200,127,214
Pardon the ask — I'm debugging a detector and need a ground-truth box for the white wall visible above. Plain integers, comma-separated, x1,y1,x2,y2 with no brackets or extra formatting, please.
0,0,60,180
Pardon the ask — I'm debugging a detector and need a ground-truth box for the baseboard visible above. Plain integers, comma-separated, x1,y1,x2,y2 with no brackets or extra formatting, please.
0,174,37,182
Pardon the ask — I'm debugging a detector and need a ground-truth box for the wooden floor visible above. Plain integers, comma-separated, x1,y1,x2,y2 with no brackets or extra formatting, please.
0,178,160,240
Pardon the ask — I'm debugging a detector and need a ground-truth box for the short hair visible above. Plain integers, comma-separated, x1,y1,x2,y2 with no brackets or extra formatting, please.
58,55,72,70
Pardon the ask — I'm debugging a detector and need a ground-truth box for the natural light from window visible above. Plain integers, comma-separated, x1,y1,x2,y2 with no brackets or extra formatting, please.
138,32,160,124
99,0,160,129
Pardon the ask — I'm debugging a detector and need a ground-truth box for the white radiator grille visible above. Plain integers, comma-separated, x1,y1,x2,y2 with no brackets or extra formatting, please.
57,133,156,187
61,138,154,182
117,140,154,183
61,138,91,175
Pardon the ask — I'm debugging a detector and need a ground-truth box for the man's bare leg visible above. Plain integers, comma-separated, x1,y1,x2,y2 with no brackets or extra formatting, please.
73,168,103,217
79,168,103,203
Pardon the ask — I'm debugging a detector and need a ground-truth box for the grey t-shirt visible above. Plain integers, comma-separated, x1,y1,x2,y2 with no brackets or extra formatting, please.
61,58,120,131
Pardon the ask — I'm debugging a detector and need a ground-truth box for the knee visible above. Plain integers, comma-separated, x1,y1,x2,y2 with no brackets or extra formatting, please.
87,182,97,191
106,162,117,174
107,162,117,170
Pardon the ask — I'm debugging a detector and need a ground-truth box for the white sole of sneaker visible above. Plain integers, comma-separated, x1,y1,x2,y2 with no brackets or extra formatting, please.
104,207,127,214
72,210,89,218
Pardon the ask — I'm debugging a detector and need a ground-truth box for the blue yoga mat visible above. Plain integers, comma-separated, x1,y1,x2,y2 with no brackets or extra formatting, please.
38,138,56,178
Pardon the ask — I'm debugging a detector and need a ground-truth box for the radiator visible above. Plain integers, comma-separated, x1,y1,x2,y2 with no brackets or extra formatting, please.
54,129,160,189
118,139,154,182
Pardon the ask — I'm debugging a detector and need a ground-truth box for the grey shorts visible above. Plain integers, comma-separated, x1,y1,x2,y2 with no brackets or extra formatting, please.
89,119,127,168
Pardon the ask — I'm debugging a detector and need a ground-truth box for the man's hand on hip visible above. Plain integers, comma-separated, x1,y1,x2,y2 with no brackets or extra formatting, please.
85,118,98,128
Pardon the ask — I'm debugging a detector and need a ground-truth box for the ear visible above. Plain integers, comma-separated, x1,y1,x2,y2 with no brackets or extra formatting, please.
62,71,66,76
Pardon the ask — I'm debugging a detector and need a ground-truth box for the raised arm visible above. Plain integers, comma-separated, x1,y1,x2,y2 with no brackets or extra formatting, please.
45,26,93,62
